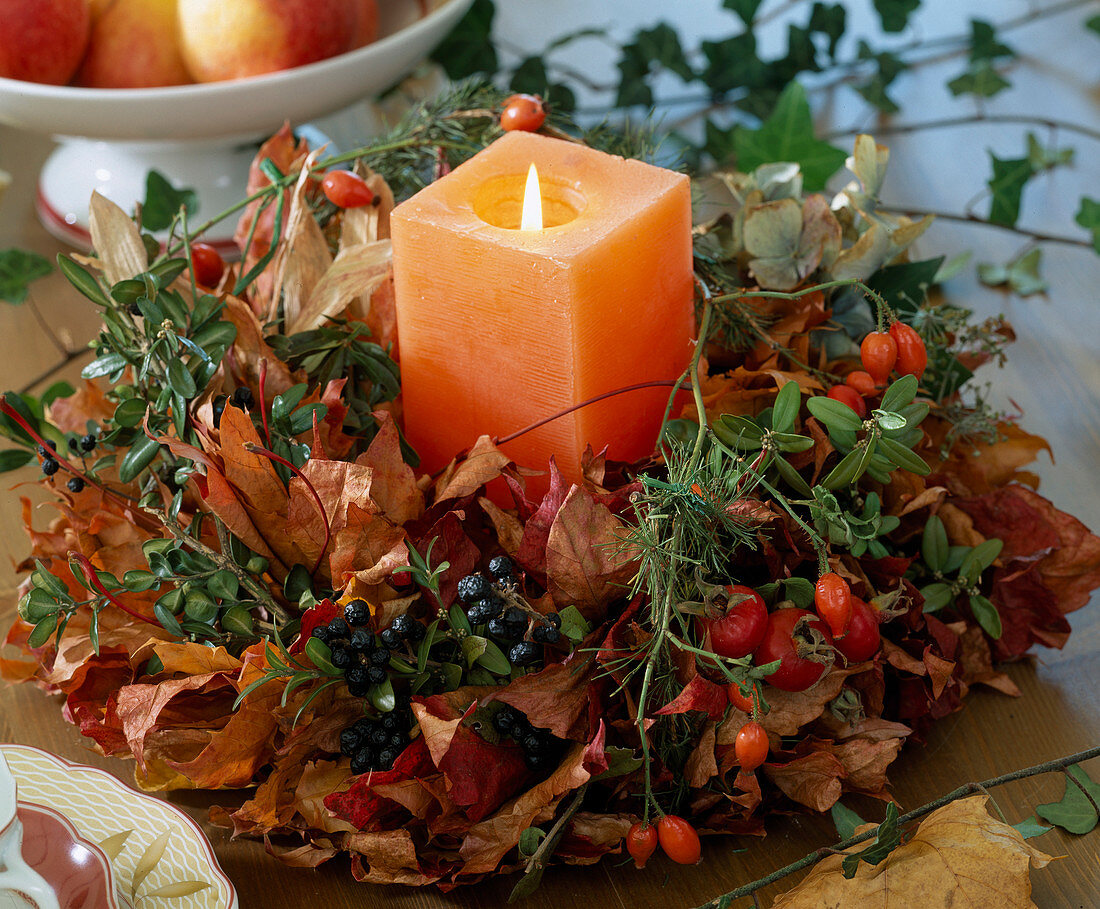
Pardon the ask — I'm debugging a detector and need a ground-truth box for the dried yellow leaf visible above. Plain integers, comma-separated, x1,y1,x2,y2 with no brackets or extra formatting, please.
88,191,147,286
771,796,1055,909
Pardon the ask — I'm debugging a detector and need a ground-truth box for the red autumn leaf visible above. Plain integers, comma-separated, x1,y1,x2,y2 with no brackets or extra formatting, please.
438,722,531,822
654,674,729,721
412,510,479,608
988,562,1071,659
359,410,424,524
325,736,436,831
545,485,638,621
492,654,598,740
514,459,569,576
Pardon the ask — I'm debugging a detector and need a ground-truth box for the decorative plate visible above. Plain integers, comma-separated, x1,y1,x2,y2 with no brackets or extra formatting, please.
0,745,236,909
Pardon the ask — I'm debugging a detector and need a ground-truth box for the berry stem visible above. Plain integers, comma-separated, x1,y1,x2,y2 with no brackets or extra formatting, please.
68,551,159,627
0,396,159,533
258,359,272,448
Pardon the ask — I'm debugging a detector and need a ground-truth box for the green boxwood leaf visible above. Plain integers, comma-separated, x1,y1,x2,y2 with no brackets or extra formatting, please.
478,639,512,675
771,379,801,433
879,374,919,412
118,434,161,483
878,436,930,476
921,516,948,572
0,448,34,472
221,604,255,636
82,353,129,380
305,636,339,674
167,359,197,398
807,396,863,432
920,582,955,613
960,538,1003,583
968,594,1002,639
770,432,814,453
56,255,109,306
773,454,812,495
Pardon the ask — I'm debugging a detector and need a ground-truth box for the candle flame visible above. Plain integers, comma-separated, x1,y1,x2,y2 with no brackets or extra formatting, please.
520,163,543,231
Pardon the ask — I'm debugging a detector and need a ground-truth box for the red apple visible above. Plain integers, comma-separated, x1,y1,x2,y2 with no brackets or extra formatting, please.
0,0,90,85
351,0,379,49
177,0,361,83
77,0,192,88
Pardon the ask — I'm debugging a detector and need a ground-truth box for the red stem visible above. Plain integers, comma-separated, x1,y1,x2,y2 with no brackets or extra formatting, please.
68,550,159,626
492,379,686,447
244,443,330,577
258,359,271,447
0,395,159,532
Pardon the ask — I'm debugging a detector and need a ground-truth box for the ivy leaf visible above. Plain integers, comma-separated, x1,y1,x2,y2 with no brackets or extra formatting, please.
631,23,696,82
1013,816,1052,840
968,20,1014,62
873,0,920,33
977,248,1048,296
986,154,1034,227
1088,13,1100,36
831,801,866,839
808,3,847,59
864,257,943,317
733,82,847,190
142,170,197,232
704,118,740,165
776,24,821,80
1075,197,1100,253
854,43,905,113
947,61,1010,98
1026,132,1074,170
701,31,766,96
1036,765,1100,834
0,248,53,305
722,0,764,24
841,801,901,878
429,0,497,79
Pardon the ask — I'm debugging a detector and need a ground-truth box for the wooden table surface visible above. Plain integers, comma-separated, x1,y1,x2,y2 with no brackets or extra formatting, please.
3,2,1100,906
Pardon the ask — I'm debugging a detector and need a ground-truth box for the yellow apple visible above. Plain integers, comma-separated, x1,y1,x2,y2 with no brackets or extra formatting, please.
0,0,90,85
178,0,361,83
76,0,192,88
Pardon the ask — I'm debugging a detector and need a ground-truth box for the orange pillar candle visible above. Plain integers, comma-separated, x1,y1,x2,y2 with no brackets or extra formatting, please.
390,130,695,491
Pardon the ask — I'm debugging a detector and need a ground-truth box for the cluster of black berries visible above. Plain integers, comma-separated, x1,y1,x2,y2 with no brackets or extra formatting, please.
37,441,87,493
492,705,565,772
312,601,426,698
340,706,413,774
456,558,563,669
212,386,255,429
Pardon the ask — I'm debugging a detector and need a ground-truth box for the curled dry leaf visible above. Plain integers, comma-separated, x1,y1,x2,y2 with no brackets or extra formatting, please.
771,796,1055,909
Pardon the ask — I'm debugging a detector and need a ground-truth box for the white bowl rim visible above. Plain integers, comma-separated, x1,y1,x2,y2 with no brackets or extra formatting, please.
0,0,464,102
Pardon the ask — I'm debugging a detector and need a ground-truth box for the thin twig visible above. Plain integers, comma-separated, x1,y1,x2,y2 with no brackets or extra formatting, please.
879,206,1093,248
694,743,1100,908
825,113,1100,144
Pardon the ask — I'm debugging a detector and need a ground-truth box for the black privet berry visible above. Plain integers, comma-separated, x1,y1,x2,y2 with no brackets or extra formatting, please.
369,647,390,667
350,746,375,774
389,732,408,751
368,725,388,747
212,395,227,429
347,678,371,698
36,442,56,458
80,433,97,452
509,641,540,667
390,613,416,639
503,606,528,636
346,666,369,687
311,626,332,645
343,599,370,627
404,618,425,641
347,628,372,653
66,476,85,494
488,555,515,581
486,617,509,639
41,458,60,476
231,386,254,409
68,438,79,453
327,617,351,638
524,751,554,772
492,706,517,735
532,623,561,645
465,602,494,626
330,647,354,670
377,747,397,769
340,726,363,757
366,666,388,685
381,712,401,731
379,627,402,649
456,573,492,604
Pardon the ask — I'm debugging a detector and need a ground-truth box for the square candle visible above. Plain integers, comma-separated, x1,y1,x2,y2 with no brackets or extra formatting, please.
390,130,695,493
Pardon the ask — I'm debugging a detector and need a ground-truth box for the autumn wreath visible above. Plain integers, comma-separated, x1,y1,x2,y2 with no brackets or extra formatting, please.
3,82,1099,895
